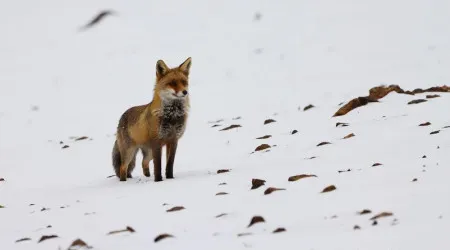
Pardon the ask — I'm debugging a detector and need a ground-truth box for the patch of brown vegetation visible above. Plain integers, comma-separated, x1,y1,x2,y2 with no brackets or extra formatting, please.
333,85,450,117
426,94,440,99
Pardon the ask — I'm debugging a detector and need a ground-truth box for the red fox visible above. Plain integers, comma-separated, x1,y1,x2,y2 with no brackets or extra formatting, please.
112,57,192,182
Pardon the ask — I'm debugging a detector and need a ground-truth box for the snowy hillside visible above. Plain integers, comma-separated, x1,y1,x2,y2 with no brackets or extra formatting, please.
1,0,450,249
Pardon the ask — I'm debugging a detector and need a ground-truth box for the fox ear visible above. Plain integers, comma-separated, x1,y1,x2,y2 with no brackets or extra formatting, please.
178,57,192,76
156,60,170,78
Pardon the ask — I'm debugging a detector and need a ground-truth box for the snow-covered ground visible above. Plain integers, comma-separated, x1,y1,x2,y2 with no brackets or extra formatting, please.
1,0,450,249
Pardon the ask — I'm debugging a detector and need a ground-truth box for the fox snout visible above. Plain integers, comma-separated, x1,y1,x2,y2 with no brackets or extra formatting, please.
178,90,188,97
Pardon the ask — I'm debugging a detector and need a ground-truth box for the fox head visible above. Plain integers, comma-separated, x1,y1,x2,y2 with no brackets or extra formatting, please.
154,57,192,101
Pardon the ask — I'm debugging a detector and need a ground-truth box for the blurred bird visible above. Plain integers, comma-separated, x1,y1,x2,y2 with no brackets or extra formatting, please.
78,10,117,31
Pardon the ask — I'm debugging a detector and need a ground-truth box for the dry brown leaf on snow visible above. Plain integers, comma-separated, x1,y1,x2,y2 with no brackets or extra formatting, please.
353,225,361,230
273,227,286,233
264,119,276,125
372,163,383,167
67,238,92,250
255,144,271,151
237,232,253,237
38,235,59,243
370,212,393,220
426,94,440,99
154,233,174,243
408,99,427,105
338,169,352,173
359,209,372,215
336,122,349,127
291,129,298,134
220,124,242,131
256,135,272,139
264,187,286,195
288,174,317,182
107,226,135,235
251,178,266,189
248,216,265,227
304,104,315,111
215,192,228,196
317,141,332,147
74,136,89,141
419,122,431,126
15,238,31,243
166,206,185,212
343,133,355,139
215,213,228,218
217,169,230,174
430,130,440,135
321,185,337,193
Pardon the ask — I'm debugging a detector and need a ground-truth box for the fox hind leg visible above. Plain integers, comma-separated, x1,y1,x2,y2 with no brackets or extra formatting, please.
119,147,138,181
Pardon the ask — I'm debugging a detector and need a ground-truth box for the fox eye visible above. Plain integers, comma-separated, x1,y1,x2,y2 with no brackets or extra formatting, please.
169,81,177,87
